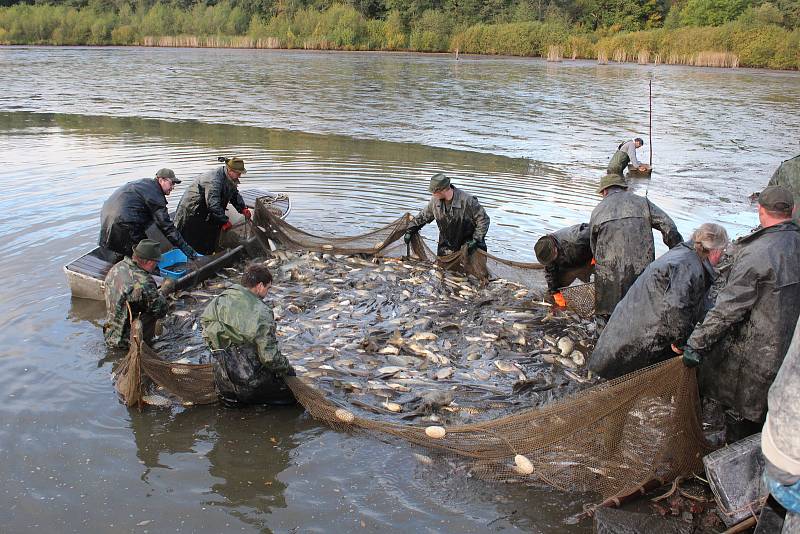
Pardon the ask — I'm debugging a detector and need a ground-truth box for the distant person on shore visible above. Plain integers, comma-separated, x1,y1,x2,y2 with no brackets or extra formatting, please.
404,173,490,258
175,157,251,256
607,138,649,175
98,168,198,262
103,239,169,349
201,264,296,406
534,223,594,306
590,174,682,320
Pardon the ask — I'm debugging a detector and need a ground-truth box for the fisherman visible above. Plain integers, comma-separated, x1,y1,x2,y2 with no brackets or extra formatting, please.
533,223,593,307
103,239,169,349
607,137,648,176
175,157,252,256
99,168,198,261
762,319,800,531
767,154,800,220
679,186,800,442
200,264,296,406
403,173,490,257
590,174,683,319
588,223,728,379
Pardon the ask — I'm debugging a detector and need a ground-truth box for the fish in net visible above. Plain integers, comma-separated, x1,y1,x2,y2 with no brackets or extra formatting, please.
114,210,710,510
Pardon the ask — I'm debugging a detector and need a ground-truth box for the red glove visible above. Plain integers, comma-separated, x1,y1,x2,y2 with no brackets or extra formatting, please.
221,221,233,232
242,208,252,220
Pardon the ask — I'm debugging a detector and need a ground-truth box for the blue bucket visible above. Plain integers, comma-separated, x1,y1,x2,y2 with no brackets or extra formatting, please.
158,248,189,280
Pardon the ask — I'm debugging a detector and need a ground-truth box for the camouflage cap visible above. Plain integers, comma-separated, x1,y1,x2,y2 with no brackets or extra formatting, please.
226,157,247,175
597,173,629,194
758,185,794,212
155,168,181,184
534,235,558,264
429,173,451,193
133,239,162,261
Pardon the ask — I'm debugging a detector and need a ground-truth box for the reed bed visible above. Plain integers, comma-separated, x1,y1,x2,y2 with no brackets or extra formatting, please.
637,49,649,64
546,45,563,62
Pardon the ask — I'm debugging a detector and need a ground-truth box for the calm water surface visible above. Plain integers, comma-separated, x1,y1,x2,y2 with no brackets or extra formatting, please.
1,46,799,532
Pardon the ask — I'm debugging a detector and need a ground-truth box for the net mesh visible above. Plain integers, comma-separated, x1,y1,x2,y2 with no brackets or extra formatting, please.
115,211,711,507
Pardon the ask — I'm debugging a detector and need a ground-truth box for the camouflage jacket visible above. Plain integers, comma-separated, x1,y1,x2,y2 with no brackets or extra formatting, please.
200,284,291,375
589,190,682,316
768,155,800,222
174,166,246,228
409,186,490,256
103,257,168,349
688,222,800,422
541,223,593,292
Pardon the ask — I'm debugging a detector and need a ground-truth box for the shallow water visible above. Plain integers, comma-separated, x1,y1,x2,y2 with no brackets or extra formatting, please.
0,46,798,532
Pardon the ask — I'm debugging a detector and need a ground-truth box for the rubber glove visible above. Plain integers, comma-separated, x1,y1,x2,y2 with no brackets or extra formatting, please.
552,291,567,307
159,278,176,296
242,208,252,219
682,346,702,368
285,366,297,377
221,221,233,232
466,239,479,255
403,231,416,245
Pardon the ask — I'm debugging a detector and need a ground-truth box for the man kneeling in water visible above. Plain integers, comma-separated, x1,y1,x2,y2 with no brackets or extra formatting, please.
201,264,296,406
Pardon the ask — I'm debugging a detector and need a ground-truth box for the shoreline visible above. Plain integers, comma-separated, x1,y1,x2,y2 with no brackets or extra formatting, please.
3,43,798,74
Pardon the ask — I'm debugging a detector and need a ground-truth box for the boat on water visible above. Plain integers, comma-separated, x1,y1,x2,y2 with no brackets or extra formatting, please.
64,189,290,301
626,165,653,178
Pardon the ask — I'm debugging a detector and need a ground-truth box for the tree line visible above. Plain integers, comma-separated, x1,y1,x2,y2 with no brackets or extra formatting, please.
0,0,798,69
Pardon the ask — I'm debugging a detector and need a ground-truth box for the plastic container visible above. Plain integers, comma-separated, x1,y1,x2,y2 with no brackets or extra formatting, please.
158,248,189,280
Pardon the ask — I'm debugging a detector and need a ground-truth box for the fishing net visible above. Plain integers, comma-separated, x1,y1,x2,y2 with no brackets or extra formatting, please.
118,319,708,505
560,283,596,318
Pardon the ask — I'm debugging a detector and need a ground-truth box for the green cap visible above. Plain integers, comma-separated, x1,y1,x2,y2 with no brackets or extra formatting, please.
534,235,558,264
155,168,181,184
226,157,247,175
758,185,794,212
597,173,629,194
429,173,451,193
133,239,162,261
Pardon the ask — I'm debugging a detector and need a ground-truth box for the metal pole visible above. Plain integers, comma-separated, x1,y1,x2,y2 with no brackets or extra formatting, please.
649,78,653,166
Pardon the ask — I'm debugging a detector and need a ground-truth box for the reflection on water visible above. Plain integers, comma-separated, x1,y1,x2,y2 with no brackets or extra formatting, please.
0,47,798,531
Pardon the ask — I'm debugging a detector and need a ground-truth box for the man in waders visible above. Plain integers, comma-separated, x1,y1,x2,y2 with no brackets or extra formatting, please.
404,173,490,258
103,239,169,349
175,157,251,255
201,264,296,406
99,168,198,262
534,223,594,306
608,138,648,175
679,186,800,442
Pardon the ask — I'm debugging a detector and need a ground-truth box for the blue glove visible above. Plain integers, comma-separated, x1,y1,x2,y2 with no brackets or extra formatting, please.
286,366,297,377
682,346,702,368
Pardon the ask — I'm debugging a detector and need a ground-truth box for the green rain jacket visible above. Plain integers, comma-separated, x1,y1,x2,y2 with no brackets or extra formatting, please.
768,155,800,222
200,284,291,375
103,257,168,349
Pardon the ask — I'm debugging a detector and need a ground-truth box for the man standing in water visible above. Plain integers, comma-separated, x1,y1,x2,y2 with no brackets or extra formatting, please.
103,239,169,349
99,168,198,261
201,264,296,406
404,173,490,258
680,186,800,442
607,138,648,175
175,157,251,255
590,174,682,319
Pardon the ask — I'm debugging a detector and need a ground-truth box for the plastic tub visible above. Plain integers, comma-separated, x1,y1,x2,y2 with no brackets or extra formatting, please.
158,249,189,280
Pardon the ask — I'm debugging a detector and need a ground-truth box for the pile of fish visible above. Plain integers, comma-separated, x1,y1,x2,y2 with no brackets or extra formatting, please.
151,249,601,421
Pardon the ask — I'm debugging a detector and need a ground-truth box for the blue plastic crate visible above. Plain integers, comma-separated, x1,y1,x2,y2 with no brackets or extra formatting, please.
158,248,189,280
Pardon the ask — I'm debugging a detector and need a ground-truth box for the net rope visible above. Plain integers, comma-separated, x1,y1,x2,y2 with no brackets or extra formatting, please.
115,207,710,506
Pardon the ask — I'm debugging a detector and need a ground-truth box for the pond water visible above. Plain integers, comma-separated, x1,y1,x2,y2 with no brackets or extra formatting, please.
0,46,798,532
